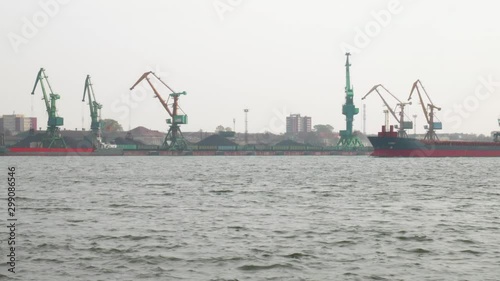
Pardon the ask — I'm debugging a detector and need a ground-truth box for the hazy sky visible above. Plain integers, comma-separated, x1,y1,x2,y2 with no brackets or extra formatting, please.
2,0,500,135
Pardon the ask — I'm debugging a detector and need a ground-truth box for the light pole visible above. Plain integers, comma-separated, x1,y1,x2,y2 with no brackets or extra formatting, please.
244,109,249,145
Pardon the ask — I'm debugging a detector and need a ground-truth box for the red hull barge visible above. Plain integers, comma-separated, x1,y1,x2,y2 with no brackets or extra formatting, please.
7,147,95,156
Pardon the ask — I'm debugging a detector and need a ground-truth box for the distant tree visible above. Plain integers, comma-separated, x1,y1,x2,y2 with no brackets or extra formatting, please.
215,125,225,133
101,119,123,132
313,124,334,134
225,127,233,132
304,131,322,146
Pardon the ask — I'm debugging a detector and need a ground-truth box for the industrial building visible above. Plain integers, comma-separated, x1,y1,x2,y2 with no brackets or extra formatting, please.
286,114,312,133
0,114,37,134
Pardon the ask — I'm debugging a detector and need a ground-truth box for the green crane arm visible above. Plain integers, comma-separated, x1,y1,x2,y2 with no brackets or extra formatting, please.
83,75,93,112
31,68,52,116
345,53,353,96
83,75,102,133
31,68,61,125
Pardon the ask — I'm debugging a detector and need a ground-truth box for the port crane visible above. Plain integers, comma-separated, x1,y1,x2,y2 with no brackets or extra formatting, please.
362,84,412,138
337,53,364,149
31,68,66,148
130,72,188,150
82,75,110,148
408,79,442,141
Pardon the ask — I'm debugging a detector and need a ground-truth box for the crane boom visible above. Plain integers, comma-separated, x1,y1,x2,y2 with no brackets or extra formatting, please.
363,84,400,122
130,72,173,117
30,68,66,148
408,79,441,140
408,80,430,124
130,71,188,150
31,68,61,122
31,69,51,114
83,75,102,135
364,84,412,138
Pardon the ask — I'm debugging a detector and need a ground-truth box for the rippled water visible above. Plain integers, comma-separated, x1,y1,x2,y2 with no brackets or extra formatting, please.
1,156,499,280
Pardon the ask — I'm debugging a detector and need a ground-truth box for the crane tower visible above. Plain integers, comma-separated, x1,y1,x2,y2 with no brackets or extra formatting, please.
337,53,364,149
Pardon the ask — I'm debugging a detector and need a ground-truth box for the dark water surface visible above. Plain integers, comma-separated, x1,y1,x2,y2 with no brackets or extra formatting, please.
1,156,499,280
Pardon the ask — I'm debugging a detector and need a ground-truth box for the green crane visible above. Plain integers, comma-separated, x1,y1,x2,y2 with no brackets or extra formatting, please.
82,75,103,148
31,68,66,148
337,53,364,149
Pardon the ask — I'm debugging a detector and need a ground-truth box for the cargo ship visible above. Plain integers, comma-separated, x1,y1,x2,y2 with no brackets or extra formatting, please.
368,125,500,157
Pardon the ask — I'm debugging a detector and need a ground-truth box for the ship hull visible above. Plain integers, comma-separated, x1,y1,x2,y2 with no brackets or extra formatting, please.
4,147,123,156
368,136,500,157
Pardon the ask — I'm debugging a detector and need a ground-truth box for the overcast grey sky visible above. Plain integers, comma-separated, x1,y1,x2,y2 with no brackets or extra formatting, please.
2,0,500,135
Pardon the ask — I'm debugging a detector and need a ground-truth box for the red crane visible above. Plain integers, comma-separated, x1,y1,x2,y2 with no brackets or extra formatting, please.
130,72,188,150
408,80,441,141
363,84,412,138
